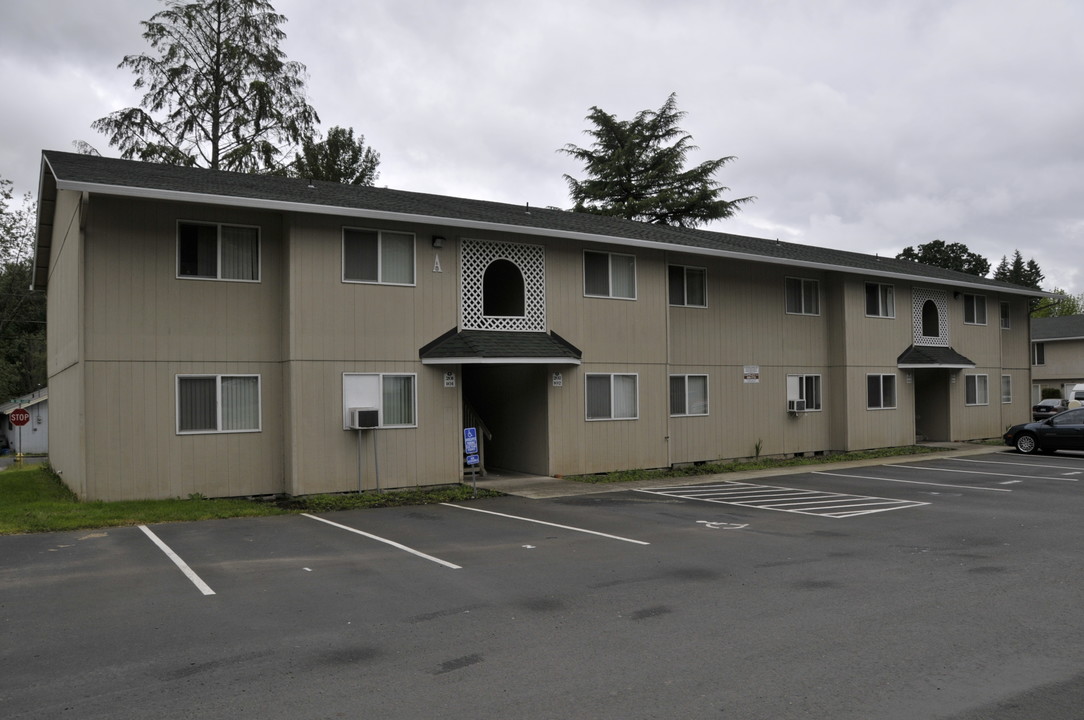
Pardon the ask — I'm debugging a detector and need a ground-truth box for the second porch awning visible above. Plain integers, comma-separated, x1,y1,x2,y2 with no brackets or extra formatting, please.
897,345,976,369
420,328,582,365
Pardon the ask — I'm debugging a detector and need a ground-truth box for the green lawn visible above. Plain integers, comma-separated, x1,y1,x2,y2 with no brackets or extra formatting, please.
0,464,500,535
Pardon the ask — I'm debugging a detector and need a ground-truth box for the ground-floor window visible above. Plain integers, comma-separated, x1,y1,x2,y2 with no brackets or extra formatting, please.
965,374,989,406
586,373,638,420
177,375,261,433
1001,375,1012,404
343,373,417,427
866,373,897,409
669,374,708,416
786,374,821,411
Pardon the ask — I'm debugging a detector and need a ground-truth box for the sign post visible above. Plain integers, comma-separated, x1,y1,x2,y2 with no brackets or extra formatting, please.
464,427,479,497
9,407,29,459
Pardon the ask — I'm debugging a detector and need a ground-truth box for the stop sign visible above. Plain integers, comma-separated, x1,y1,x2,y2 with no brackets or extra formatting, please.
9,408,30,426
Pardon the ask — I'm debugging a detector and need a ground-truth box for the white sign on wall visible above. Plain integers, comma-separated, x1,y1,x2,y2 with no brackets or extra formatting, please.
743,365,760,384
444,371,456,388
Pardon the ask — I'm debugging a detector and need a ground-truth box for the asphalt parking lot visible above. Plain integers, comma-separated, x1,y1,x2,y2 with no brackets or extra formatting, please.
4,448,1084,719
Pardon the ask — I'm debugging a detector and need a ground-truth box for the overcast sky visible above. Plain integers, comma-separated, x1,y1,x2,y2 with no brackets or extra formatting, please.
2,0,1082,292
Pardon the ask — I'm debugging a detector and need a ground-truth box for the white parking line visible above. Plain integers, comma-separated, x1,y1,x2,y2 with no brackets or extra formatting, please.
139,525,216,596
946,457,1084,472
440,503,650,545
813,471,1012,492
638,482,927,518
302,514,462,569
886,463,1077,482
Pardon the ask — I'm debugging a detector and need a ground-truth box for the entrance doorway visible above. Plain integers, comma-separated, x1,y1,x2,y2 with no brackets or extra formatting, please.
462,364,550,475
913,369,951,442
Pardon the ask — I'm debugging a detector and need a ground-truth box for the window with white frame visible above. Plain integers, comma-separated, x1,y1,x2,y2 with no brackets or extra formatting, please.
343,228,415,285
867,374,897,409
586,373,638,420
669,265,707,307
965,374,989,406
963,294,987,325
669,375,708,416
1000,301,1011,329
785,277,820,315
178,222,260,281
1001,375,1012,404
865,283,895,318
1032,342,1045,366
786,374,822,411
342,373,417,428
584,250,636,299
177,375,261,433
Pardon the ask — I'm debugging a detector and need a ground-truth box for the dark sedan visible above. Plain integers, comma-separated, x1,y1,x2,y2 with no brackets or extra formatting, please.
1004,408,1084,454
1032,398,1068,421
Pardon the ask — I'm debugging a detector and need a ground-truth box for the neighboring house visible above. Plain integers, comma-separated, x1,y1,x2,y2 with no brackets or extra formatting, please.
33,151,1044,501
1030,315,1084,402
0,388,48,455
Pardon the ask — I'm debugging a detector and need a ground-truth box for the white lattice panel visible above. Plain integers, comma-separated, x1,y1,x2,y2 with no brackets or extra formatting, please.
461,238,546,331
912,287,949,346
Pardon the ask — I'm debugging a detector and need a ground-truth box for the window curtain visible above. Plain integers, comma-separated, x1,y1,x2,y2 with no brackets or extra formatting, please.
344,229,379,282
613,375,637,418
584,252,610,296
221,376,260,431
178,377,217,431
669,376,687,415
611,255,636,299
381,232,414,284
382,375,414,425
688,375,708,414
686,269,706,306
220,226,259,280
586,375,611,419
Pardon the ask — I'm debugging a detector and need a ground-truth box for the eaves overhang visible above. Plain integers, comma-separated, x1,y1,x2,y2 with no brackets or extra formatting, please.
44,155,1050,299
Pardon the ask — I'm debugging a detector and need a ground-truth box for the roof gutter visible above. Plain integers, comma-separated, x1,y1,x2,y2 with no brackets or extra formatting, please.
50,176,1051,298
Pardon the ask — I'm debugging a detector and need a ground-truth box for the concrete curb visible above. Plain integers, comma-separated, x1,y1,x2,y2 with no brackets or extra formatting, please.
474,443,1008,499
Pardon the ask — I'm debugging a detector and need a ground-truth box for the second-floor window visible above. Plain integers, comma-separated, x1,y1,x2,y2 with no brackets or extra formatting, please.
785,277,820,315
1000,301,1011,329
865,283,895,318
669,265,706,307
343,228,415,285
178,222,260,281
963,294,987,325
584,251,636,299
1032,342,1045,366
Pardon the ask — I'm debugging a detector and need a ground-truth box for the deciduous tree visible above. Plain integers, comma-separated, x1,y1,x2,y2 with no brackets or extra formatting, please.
896,239,991,277
284,126,380,185
0,178,45,400
560,93,753,228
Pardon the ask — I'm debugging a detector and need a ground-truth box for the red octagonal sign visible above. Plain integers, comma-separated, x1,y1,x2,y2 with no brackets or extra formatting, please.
9,408,30,426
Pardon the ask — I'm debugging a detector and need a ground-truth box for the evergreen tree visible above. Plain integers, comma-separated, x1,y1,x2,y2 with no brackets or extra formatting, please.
560,93,753,228
0,178,46,401
992,250,1043,289
92,0,319,173
896,239,991,277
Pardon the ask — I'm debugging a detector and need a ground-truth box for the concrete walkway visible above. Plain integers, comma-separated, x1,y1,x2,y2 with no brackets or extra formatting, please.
473,442,1008,499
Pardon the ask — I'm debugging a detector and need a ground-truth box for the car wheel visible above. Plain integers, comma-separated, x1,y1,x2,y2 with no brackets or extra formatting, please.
1015,433,1039,454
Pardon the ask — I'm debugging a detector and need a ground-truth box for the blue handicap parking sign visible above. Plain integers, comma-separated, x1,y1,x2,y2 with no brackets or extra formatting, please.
464,438,478,454
464,427,477,440
466,454,480,466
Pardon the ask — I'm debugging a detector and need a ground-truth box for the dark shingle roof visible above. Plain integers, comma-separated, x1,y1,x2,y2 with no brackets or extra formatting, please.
419,329,582,363
897,345,976,368
1031,315,1084,341
37,150,1044,296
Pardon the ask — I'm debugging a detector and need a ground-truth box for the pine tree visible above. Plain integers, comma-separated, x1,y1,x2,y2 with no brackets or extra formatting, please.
92,0,319,173
560,93,753,228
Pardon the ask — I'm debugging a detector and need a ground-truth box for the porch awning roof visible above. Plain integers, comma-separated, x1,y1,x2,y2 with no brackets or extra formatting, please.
897,345,976,369
420,328,582,365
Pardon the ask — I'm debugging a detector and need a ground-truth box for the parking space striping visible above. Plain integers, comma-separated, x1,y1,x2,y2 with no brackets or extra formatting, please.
635,482,928,518
813,471,1012,492
885,463,1078,482
944,456,1084,475
302,514,462,569
139,525,216,596
440,503,650,545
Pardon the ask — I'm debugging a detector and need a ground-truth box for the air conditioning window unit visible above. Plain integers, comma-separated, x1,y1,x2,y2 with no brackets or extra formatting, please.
349,407,379,429
787,399,806,413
